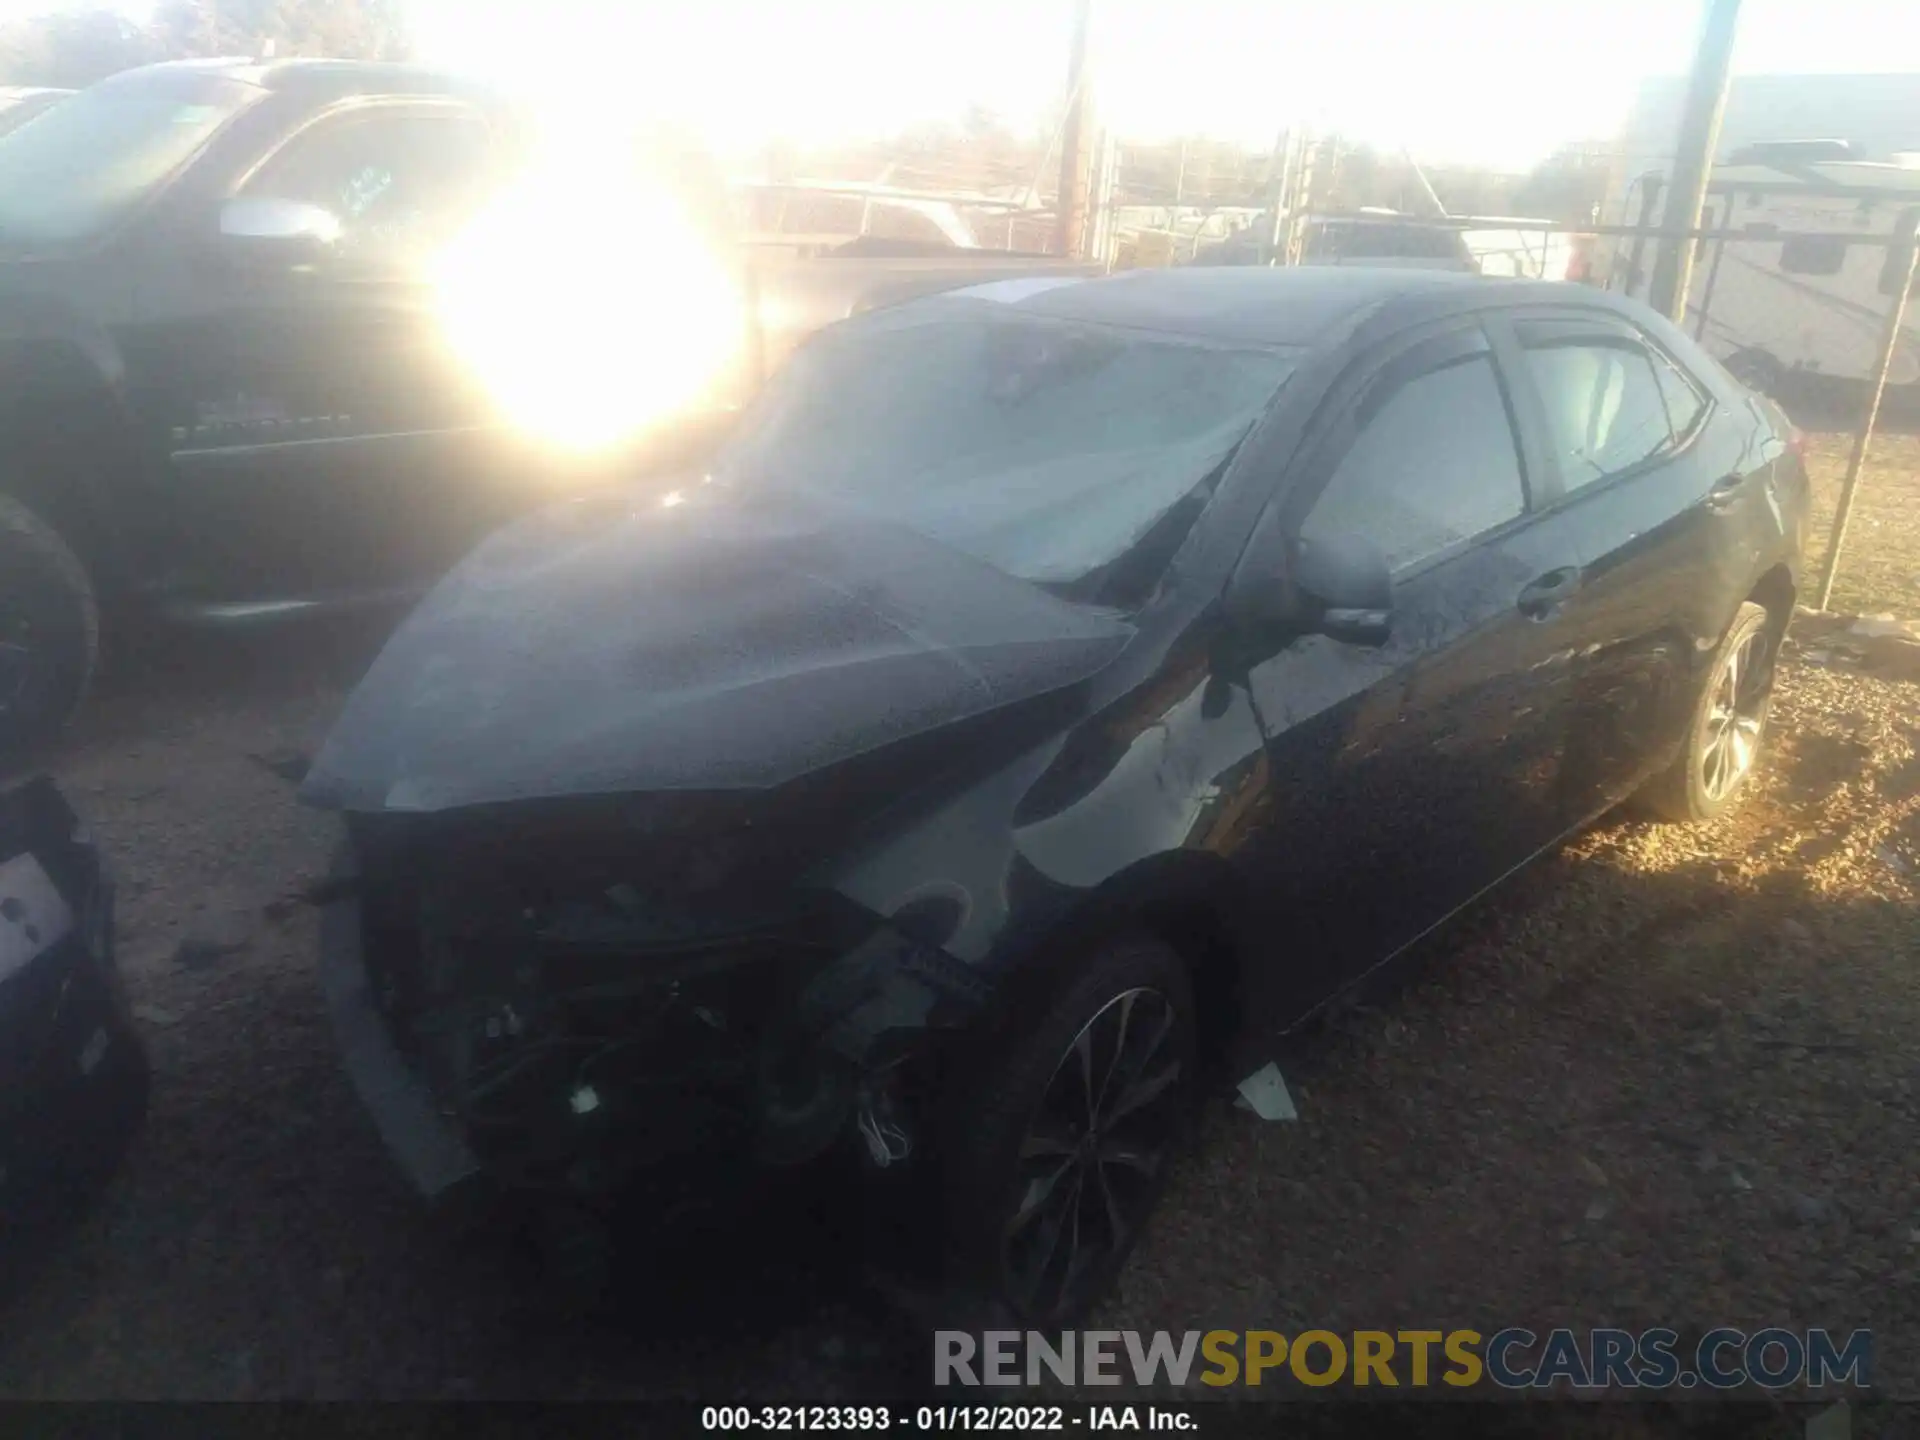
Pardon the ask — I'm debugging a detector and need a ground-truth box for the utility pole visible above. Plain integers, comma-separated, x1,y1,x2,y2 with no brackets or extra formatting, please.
1646,0,1742,323
1053,0,1095,258
1816,211,1919,611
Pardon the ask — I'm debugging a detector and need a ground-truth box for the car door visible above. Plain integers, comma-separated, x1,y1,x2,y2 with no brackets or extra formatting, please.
1498,310,1773,821
1236,321,1589,1023
138,99,533,606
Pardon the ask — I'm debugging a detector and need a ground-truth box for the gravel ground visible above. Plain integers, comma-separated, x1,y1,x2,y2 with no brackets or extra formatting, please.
0,439,1916,1405
1802,432,1920,620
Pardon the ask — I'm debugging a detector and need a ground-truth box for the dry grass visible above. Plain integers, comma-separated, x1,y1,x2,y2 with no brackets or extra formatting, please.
1802,429,1920,619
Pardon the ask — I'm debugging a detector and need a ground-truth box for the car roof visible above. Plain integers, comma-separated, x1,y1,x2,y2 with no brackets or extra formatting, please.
105,58,508,108
947,266,1547,348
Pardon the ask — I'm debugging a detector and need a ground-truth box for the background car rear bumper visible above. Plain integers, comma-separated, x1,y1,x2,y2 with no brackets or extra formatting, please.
0,778,147,1243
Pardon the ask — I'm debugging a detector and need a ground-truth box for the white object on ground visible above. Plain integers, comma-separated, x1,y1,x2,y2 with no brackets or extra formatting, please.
1851,615,1918,640
1235,1062,1299,1122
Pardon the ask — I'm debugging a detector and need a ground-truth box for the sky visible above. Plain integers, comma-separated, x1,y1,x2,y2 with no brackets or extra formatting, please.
11,0,1920,169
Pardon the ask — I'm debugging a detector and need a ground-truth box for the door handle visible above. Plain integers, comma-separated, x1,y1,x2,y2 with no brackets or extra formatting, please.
1705,473,1747,511
1517,566,1582,621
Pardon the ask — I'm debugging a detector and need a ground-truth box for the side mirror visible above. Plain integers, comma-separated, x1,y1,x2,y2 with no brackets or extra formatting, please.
1294,530,1393,646
1223,522,1393,649
217,197,342,266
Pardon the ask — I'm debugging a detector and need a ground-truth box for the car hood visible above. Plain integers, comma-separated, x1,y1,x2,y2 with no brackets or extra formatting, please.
301,482,1135,814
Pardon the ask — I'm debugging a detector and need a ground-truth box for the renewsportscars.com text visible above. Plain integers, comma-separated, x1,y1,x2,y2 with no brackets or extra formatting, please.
934,1328,1873,1391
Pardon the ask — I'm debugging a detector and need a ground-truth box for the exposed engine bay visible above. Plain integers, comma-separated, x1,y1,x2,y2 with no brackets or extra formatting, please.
331,799,992,1209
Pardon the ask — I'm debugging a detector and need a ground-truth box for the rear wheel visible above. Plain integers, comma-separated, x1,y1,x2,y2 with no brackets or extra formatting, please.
0,495,98,764
943,936,1195,1323
1637,601,1775,824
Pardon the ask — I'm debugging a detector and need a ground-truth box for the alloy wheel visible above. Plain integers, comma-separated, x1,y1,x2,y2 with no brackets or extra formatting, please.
1001,986,1186,1319
1701,626,1771,802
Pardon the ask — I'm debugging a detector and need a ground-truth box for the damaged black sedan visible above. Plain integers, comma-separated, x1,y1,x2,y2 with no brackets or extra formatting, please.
306,267,1807,1321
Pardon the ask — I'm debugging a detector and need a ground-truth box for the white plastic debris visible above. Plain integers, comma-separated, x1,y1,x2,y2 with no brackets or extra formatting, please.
1851,615,1917,641
569,1084,601,1116
1234,1062,1299,1122
77,1027,110,1076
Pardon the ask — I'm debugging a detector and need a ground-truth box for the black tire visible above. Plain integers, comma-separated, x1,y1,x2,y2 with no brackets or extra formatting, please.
1637,601,1776,824
942,935,1196,1324
0,494,98,765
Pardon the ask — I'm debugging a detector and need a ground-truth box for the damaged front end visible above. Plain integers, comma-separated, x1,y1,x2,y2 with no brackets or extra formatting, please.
305,480,1132,1213
322,796,990,1213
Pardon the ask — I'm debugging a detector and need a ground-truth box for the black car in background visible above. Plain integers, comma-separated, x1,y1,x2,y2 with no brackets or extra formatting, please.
308,267,1808,1321
0,776,147,1259
0,59,1087,761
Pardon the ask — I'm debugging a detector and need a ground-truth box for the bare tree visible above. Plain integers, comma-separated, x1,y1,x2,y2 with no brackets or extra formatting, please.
0,9,160,88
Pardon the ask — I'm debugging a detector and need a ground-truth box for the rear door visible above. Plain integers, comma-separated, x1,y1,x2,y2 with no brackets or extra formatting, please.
1238,319,1588,1022
1497,309,1776,821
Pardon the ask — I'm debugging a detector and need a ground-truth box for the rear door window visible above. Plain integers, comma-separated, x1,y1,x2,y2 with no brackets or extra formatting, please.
1649,346,1709,440
1517,326,1677,492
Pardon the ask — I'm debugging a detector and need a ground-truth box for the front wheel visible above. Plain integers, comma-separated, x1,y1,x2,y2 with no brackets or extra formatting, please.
1637,601,1776,824
942,936,1196,1323
0,495,98,766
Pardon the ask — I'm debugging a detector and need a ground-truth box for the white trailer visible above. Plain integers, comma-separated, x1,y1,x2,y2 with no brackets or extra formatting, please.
1604,74,1920,397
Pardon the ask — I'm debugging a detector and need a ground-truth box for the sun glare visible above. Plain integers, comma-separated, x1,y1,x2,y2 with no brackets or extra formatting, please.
432,121,744,454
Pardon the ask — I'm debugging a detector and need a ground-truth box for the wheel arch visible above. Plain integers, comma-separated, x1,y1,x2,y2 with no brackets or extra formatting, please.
982,847,1256,1073
1746,563,1796,641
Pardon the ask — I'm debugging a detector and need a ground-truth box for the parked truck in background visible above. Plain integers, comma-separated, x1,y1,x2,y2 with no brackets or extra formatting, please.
0,58,1090,761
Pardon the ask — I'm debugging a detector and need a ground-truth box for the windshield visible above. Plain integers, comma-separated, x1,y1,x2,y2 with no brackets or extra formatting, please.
714,301,1296,590
0,72,259,247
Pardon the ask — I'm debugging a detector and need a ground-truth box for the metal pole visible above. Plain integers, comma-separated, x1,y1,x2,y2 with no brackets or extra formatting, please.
1617,175,1661,296
1816,211,1919,611
1693,201,1729,339
1053,0,1095,258
1403,148,1447,218
1266,128,1298,266
1647,0,1742,321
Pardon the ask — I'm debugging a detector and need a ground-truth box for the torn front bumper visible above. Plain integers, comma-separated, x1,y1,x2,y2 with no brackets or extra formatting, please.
319,834,990,1207
317,846,482,1206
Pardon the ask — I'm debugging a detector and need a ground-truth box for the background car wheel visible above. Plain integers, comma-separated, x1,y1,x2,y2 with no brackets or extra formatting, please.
0,495,98,766
942,935,1196,1324
1637,601,1776,825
